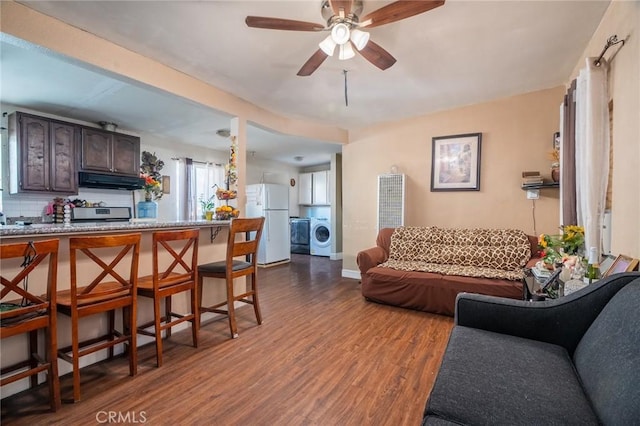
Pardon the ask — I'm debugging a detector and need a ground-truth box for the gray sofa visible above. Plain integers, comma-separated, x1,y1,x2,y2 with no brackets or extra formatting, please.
423,272,640,425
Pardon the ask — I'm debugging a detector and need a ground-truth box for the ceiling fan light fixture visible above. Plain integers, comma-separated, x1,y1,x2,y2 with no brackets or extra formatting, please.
331,23,350,45
319,35,337,56
350,29,370,50
338,42,355,60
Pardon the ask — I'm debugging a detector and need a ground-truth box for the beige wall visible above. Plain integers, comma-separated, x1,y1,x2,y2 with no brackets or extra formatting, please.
342,87,565,273
568,0,639,258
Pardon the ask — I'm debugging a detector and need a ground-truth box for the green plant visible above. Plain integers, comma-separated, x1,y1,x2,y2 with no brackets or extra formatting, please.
200,195,216,212
538,225,585,265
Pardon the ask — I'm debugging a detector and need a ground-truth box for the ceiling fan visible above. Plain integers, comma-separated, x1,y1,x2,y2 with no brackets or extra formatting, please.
245,0,445,76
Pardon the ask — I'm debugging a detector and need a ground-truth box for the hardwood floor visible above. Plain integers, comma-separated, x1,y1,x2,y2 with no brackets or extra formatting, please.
1,254,454,425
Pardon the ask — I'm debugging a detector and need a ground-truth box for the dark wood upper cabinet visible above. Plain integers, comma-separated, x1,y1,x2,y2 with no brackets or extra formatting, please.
81,128,113,173
80,128,140,176
8,112,78,194
112,133,140,176
50,121,78,192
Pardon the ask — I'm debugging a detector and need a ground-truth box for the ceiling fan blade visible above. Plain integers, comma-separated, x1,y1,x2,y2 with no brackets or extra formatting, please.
245,16,325,31
359,0,445,28
297,49,329,76
358,40,397,70
329,0,352,18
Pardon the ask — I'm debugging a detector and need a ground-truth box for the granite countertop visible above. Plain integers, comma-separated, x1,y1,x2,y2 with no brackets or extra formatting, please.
0,220,230,238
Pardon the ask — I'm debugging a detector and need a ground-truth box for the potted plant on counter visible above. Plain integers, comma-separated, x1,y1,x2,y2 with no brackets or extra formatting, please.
200,195,216,220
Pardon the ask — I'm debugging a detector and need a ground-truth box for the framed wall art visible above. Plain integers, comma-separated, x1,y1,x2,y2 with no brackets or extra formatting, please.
431,133,482,191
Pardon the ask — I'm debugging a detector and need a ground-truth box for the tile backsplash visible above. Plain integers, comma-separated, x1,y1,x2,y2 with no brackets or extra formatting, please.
2,188,136,222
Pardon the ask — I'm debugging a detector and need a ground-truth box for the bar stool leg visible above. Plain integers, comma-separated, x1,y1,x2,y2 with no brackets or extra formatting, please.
71,311,81,402
128,305,137,377
226,277,238,339
191,285,199,348
197,276,204,326
153,297,163,368
108,310,115,359
47,325,61,411
28,330,38,388
165,296,172,339
251,275,262,325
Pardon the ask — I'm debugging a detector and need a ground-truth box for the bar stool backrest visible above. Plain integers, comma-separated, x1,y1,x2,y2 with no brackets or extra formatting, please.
69,234,141,307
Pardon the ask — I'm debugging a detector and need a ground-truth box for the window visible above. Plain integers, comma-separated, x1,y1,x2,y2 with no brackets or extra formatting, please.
174,159,225,220
194,162,224,218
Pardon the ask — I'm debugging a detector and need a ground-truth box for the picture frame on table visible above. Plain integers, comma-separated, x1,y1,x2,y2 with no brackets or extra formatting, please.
603,254,639,277
430,133,482,191
599,255,616,276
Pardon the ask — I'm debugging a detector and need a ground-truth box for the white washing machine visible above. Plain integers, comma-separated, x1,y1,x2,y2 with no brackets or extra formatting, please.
310,217,331,257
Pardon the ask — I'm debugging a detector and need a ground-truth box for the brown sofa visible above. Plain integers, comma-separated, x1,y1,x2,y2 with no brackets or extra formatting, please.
357,226,540,316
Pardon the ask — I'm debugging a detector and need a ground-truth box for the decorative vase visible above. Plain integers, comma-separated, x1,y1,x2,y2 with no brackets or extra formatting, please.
205,211,214,221
137,200,158,219
551,166,560,183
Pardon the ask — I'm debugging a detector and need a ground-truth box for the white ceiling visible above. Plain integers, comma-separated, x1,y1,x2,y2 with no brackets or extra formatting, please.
1,0,610,166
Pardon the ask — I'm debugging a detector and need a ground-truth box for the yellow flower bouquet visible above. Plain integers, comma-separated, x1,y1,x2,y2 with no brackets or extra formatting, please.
538,225,585,266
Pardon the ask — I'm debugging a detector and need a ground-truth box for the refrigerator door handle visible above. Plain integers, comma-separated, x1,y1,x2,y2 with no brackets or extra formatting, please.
265,213,271,242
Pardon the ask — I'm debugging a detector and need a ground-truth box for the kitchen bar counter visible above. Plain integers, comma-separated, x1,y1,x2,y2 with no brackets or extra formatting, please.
0,219,230,239
1,219,234,397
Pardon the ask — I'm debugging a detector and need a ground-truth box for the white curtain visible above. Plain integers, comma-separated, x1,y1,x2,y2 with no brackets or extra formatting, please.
175,158,225,220
574,57,610,257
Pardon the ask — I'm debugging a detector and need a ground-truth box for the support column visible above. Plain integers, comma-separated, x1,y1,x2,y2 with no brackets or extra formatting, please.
230,117,247,216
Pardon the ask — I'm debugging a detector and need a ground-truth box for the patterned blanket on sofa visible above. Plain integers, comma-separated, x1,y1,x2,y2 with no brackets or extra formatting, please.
380,226,531,281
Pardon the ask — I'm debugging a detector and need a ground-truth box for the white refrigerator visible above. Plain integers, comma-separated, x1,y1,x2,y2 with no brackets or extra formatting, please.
246,183,291,265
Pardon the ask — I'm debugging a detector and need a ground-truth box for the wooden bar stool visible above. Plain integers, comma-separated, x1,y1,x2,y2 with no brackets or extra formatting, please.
1,239,61,412
198,217,265,339
56,233,141,403
136,228,199,367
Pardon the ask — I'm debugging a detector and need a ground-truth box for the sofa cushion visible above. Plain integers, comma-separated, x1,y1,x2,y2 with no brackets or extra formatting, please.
425,327,599,425
386,227,531,272
573,279,640,424
379,260,526,281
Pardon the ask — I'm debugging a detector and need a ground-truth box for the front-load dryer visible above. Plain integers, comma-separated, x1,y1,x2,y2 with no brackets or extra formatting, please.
310,217,331,257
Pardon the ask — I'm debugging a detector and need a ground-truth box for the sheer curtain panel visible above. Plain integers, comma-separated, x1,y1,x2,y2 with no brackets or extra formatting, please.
574,57,610,257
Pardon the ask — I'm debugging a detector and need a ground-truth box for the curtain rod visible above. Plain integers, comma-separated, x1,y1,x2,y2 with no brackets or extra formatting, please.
594,35,625,67
171,157,223,166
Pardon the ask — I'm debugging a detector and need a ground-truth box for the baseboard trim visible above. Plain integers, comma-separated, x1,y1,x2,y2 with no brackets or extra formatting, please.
342,269,360,280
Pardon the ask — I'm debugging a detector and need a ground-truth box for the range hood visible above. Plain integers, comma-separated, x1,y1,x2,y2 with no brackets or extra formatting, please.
79,172,145,190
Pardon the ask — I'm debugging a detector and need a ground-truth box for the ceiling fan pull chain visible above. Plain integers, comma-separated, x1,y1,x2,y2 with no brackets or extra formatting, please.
343,69,349,107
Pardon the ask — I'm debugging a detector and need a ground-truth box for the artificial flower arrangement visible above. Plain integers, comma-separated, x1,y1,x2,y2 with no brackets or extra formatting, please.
225,136,238,189
141,174,162,201
140,151,164,201
538,225,585,267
